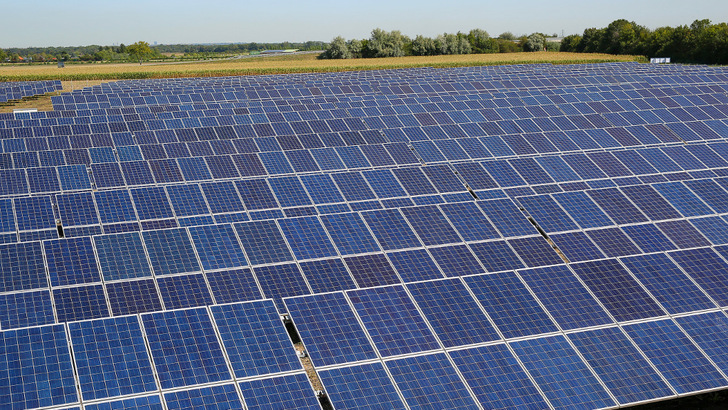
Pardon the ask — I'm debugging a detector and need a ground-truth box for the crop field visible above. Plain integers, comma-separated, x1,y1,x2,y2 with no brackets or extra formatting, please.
0,52,646,82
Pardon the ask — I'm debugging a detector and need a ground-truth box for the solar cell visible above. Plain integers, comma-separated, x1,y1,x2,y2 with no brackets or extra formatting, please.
0,290,54,329
278,216,338,260
253,263,311,311
0,241,47,292
14,195,56,231
85,394,163,410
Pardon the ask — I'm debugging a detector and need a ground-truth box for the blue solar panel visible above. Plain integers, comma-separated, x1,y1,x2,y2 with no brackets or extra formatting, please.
361,209,422,250
94,232,152,281
690,216,728,245
142,307,230,389
106,279,163,316
164,384,243,410
211,300,301,377
285,292,377,367
53,284,110,322
157,273,213,309
131,186,174,220
44,236,101,286
624,319,728,394
477,198,536,237
234,220,293,265
552,191,615,228
465,272,558,338
407,278,500,347
188,224,247,270
519,265,612,330
201,181,246,214
507,236,564,267
94,189,138,223
621,253,716,313
569,326,675,404
675,312,728,375
236,178,279,210
362,169,408,198
320,212,381,255
278,216,338,260
68,315,156,400
517,194,578,233
85,394,163,410
587,188,649,224
14,195,56,231
669,247,728,306
468,240,525,273
0,324,78,409
0,241,47,292
386,248,444,282
318,362,407,410
400,205,462,245
345,253,401,287
386,352,479,409
0,290,54,329
205,268,262,303
268,176,313,207
238,372,321,410
571,258,666,321
348,285,439,357
58,164,91,190
298,258,357,293
143,228,200,275
438,202,500,241
449,344,550,409
253,263,311,311
511,334,616,410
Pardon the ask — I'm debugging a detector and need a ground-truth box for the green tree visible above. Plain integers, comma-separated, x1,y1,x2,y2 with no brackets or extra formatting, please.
411,35,437,56
560,35,582,52
498,32,516,40
0,48,6,62
467,29,495,53
319,36,351,59
126,41,154,64
348,39,364,58
366,28,408,57
524,33,546,51
436,33,471,55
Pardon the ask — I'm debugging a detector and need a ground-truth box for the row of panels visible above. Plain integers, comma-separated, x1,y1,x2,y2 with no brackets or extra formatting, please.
0,299,323,409
286,274,728,409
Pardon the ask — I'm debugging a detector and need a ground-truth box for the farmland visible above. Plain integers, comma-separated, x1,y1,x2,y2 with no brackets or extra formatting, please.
0,52,645,82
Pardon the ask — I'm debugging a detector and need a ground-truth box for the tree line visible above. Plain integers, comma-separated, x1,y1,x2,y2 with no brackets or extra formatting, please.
0,41,326,63
560,19,728,64
319,29,558,59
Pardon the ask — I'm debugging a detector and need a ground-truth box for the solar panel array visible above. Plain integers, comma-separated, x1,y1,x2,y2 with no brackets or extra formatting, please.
2,61,728,409
0,80,62,104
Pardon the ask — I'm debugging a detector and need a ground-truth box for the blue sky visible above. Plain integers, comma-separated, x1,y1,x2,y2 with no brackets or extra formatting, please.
2,0,726,48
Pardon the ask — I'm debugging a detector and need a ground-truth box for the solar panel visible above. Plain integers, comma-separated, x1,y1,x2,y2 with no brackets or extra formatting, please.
385,353,480,409
211,300,301,377
44,236,101,286
164,384,243,410
143,228,200,275
449,344,550,409
68,315,156,400
510,335,616,409
623,319,728,394
0,324,78,409
238,372,322,410
318,362,407,410
142,307,231,389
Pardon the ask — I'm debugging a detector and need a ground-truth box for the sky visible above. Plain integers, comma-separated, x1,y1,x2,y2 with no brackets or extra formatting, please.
1,0,726,48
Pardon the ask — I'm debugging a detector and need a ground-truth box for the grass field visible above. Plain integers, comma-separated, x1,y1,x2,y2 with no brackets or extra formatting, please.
0,52,646,82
